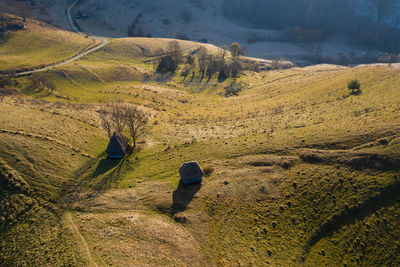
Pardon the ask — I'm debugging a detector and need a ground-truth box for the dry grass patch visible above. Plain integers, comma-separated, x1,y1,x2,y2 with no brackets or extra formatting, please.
73,211,206,266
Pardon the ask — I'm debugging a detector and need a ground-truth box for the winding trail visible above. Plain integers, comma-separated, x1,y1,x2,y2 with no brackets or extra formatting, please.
7,0,109,77
65,212,98,267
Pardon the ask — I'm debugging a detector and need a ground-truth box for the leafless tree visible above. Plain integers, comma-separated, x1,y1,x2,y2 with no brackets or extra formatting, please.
168,40,183,64
230,43,241,58
230,58,242,78
123,105,149,148
107,101,126,133
6,69,16,86
219,46,228,60
206,56,218,79
99,108,114,139
197,47,208,77
271,58,284,70
186,55,196,78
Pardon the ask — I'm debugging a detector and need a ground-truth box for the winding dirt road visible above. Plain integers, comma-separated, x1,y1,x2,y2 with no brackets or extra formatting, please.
8,0,109,77
65,212,98,267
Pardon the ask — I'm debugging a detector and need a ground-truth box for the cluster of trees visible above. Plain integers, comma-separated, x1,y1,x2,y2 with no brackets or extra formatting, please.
156,41,254,81
223,0,400,53
29,73,56,93
98,102,149,148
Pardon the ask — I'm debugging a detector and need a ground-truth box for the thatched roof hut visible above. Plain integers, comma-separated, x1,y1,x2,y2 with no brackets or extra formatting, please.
106,131,129,159
179,161,204,185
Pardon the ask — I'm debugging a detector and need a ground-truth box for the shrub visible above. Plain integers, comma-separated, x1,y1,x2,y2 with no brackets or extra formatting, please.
30,73,56,93
224,82,243,97
348,80,361,95
157,56,177,73
203,166,214,177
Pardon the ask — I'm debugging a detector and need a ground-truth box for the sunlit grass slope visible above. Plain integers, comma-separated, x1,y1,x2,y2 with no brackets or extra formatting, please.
1,22,400,265
0,16,97,72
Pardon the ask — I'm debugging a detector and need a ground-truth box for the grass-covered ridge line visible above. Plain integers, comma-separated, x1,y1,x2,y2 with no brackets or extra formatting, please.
1,17,400,265
0,16,97,72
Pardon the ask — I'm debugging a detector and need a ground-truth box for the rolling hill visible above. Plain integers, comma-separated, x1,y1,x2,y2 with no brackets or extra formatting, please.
1,11,400,266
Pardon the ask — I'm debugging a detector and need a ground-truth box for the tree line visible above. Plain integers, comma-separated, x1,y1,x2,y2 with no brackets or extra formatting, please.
155,41,258,82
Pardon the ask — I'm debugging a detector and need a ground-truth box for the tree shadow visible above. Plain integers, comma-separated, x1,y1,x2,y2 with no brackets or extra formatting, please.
170,180,201,216
218,70,230,83
92,158,126,192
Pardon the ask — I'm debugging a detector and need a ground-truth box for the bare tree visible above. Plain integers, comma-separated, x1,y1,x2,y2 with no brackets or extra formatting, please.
271,58,284,70
110,101,127,133
99,108,113,139
98,102,149,147
123,105,149,148
6,69,16,86
206,56,218,79
230,42,241,58
230,58,242,78
197,47,208,77
186,55,196,78
219,46,228,60
168,40,183,64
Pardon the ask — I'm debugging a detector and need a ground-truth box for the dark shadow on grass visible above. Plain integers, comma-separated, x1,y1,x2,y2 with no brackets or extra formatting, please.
91,157,126,192
218,73,228,83
65,152,128,194
93,158,121,177
170,180,201,216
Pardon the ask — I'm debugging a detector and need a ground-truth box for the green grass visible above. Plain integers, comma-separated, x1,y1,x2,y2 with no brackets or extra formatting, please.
0,19,96,72
1,25,400,265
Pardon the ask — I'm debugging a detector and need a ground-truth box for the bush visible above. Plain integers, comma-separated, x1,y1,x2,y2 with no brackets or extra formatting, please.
30,73,56,93
348,80,361,95
203,166,214,177
224,82,243,97
157,56,177,73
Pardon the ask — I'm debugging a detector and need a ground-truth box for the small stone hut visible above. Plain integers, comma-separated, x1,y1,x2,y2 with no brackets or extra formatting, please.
105,131,129,159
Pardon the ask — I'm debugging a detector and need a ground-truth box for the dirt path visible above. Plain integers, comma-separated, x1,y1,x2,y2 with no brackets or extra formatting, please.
65,212,98,267
3,0,109,77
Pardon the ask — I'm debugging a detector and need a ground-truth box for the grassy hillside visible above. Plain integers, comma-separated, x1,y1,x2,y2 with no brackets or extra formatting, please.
1,22,400,266
0,16,97,72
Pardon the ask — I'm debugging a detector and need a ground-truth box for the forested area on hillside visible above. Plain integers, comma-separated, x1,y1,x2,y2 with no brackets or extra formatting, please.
223,0,400,53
